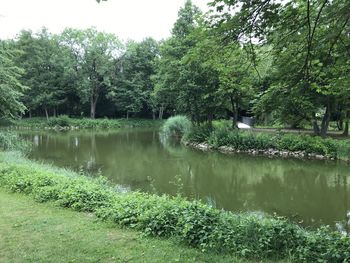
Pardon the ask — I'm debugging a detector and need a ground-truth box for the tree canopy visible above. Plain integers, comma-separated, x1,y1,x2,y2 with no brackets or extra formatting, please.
0,0,348,135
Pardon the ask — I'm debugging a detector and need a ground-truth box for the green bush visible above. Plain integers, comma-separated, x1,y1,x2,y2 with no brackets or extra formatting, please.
0,132,30,153
0,154,349,262
183,124,213,143
186,126,350,159
161,115,192,139
47,115,71,127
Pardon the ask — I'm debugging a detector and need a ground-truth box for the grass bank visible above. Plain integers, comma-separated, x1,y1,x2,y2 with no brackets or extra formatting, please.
184,125,350,161
2,116,163,130
0,189,246,263
0,151,349,262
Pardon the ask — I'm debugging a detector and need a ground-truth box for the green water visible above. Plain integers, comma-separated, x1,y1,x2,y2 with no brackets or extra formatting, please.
21,128,350,230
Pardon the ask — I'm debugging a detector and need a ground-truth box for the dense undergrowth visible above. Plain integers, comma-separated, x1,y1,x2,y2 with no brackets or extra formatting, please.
0,151,349,262
184,124,350,160
3,116,163,129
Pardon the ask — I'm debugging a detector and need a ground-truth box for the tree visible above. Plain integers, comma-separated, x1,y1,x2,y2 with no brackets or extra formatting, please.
61,28,123,118
108,38,159,118
209,0,350,135
14,29,78,118
0,41,26,118
153,0,204,120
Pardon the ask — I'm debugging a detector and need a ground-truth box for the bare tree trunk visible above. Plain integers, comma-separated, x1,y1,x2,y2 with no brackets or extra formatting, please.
53,108,57,117
312,112,320,135
152,111,156,120
44,108,49,121
343,120,349,137
207,113,213,128
126,111,129,120
90,99,97,119
230,95,238,128
29,110,32,119
320,102,331,137
158,106,164,120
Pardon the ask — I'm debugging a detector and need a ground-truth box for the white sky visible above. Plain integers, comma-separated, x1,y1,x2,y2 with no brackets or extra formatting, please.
0,0,210,41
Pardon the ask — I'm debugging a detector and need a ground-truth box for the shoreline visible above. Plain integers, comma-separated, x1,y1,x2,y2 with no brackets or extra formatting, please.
183,141,339,161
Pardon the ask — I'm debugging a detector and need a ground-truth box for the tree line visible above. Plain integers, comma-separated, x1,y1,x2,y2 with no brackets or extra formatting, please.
0,0,349,136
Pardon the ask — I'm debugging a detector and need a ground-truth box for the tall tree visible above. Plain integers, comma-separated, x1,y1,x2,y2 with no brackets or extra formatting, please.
0,41,26,118
108,38,159,118
61,28,123,118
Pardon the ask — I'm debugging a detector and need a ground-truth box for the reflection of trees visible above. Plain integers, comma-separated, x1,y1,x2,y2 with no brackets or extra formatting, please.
20,129,350,229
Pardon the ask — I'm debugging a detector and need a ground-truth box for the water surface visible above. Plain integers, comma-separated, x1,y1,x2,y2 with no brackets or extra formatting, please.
20,129,350,230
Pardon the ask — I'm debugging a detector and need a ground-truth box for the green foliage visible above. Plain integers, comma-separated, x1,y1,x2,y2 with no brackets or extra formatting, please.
47,115,71,127
183,124,213,143
187,126,350,159
0,42,27,118
0,155,349,262
0,132,30,153
161,115,192,139
8,117,162,130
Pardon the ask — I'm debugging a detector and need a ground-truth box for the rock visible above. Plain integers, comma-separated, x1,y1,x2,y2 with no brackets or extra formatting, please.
315,155,325,160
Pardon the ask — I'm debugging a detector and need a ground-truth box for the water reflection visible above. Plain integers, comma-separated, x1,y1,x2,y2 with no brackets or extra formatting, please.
21,129,350,230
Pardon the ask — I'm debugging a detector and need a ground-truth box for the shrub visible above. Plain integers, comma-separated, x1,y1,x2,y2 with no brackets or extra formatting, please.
0,131,31,153
183,124,213,143
187,126,350,160
0,154,349,262
161,115,192,139
47,115,71,127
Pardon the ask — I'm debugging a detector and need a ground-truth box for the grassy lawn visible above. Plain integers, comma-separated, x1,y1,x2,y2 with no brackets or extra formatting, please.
0,189,250,263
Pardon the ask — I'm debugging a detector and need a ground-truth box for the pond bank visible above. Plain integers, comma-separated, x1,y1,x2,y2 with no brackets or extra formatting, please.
183,125,350,162
0,151,349,262
2,117,163,130
184,141,333,161
0,189,241,263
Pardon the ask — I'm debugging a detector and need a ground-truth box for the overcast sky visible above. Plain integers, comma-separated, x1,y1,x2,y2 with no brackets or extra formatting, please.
0,0,210,41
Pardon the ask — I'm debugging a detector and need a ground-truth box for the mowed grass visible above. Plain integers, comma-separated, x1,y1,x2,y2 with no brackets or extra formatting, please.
0,189,252,263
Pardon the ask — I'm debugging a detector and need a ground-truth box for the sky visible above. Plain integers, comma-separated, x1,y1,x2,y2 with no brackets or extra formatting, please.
0,0,210,41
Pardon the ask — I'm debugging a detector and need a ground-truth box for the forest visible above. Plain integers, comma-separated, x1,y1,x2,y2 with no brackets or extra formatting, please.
1,0,349,137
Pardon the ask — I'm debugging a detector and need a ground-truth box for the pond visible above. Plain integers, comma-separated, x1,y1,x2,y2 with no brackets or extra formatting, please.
20,128,350,230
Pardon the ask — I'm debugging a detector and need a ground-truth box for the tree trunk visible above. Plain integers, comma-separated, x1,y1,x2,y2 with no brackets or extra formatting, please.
152,111,156,120
29,110,32,119
90,99,97,119
207,113,213,128
312,112,320,135
44,108,49,121
158,106,164,120
230,95,237,128
337,119,343,131
126,111,129,120
53,108,57,117
343,120,349,137
320,102,331,137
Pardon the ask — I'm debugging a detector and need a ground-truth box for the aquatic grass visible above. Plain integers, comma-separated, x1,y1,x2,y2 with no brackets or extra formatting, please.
0,151,349,262
161,115,192,139
5,117,163,129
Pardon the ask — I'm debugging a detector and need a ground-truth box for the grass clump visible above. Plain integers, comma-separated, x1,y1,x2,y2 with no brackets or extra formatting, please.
0,152,349,262
161,115,192,139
